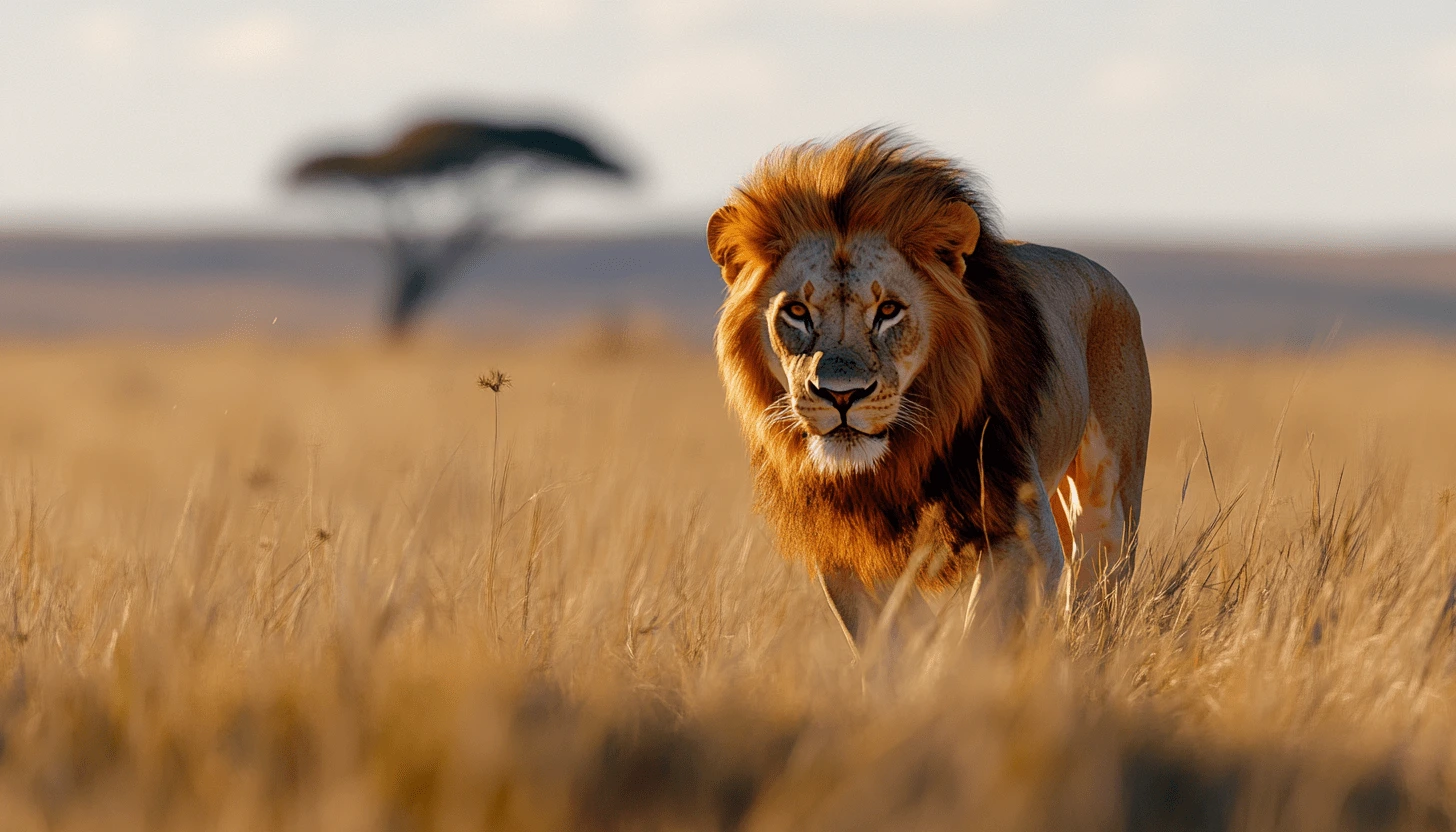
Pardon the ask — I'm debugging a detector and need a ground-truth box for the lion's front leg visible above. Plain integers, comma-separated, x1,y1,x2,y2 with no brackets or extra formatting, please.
818,569,879,653
976,480,1068,633
818,569,935,665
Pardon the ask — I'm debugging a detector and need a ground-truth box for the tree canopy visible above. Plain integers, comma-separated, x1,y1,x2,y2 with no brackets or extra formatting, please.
292,118,628,186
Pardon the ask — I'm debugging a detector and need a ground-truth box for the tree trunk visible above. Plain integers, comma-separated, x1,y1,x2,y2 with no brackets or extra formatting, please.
387,264,436,338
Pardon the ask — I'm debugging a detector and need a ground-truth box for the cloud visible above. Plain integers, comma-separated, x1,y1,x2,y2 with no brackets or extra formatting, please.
477,0,1001,37
825,0,1004,18
610,45,789,118
476,0,592,30
1250,62,1339,110
475,0,740,38
72,10,140,65
194,13,300,76
628,0,739,38
1417,39,1456,89
1089,55,1176,109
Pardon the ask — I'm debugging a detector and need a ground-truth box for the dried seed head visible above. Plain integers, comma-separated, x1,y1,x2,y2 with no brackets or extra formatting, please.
477,370,512,393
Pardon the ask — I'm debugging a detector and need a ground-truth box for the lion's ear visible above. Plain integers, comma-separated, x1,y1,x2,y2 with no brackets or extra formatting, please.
936,200,981,279
707,205,744,285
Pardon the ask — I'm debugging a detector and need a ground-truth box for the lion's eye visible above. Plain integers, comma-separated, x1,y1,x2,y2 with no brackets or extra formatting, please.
784,302,811,321
876,301,903,320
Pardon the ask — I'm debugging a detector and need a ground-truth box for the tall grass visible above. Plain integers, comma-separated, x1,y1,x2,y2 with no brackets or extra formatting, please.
1,337,1454,830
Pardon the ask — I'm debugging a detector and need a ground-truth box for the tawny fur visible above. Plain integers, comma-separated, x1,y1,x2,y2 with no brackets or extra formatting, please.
708,130,1151,596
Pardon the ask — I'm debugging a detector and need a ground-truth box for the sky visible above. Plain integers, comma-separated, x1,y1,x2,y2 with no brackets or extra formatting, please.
3,0,1454,243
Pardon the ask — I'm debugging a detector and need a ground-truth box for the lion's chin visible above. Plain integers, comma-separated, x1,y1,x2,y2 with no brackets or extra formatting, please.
807,429,889,475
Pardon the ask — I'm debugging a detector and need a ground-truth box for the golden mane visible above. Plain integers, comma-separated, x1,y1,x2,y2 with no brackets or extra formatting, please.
710,130,1030,588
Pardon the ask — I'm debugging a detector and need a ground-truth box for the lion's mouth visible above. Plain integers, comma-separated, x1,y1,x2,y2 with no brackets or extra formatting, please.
825,423,887,440
807,423,891,474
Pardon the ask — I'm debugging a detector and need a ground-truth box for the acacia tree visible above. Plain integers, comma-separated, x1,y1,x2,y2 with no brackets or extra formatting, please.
291,117,630,336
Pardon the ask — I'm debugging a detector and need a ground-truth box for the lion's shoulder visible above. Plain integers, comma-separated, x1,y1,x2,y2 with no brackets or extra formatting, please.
996,242,1140,332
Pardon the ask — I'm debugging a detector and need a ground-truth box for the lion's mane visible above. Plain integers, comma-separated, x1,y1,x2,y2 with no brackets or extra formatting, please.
711,130,1053,589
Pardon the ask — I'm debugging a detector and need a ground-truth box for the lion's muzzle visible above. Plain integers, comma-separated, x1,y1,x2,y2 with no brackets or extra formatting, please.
808,379,878,418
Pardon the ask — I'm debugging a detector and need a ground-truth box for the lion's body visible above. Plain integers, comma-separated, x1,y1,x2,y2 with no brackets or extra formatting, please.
707,131,1150,640
999,242,1151,593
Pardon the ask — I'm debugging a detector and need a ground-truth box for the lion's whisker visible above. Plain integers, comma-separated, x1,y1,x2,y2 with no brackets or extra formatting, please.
893,413,933,438
760,396,804,431
890,398,936,437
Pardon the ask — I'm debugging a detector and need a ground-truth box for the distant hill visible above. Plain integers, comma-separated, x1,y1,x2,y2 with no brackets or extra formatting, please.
2,232,1453,347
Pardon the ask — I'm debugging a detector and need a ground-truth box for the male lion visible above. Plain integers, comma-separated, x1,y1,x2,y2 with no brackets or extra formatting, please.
707,130,1151,653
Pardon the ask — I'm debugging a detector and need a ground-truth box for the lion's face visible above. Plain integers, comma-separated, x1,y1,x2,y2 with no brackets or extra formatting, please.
761,233,934,475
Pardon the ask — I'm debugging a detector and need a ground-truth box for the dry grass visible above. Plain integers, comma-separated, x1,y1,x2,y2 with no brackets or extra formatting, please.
3,334,1456,831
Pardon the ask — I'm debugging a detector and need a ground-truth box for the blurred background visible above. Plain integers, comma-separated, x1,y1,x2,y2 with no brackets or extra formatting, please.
2,0,1453,346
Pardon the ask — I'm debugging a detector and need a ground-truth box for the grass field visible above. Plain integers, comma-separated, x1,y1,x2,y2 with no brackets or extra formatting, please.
3,334,1456,830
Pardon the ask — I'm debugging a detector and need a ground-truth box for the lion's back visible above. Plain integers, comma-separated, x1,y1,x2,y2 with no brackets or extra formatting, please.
1002,242,1140,341
1001,241,1150,486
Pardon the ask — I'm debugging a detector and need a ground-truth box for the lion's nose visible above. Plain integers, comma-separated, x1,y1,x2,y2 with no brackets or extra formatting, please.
809,380,878,415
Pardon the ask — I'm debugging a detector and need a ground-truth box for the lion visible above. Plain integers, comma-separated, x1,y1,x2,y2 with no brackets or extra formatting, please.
707,130,1151,655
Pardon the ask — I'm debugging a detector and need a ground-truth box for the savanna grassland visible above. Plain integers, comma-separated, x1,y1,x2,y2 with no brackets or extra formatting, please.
2,334,1456,831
